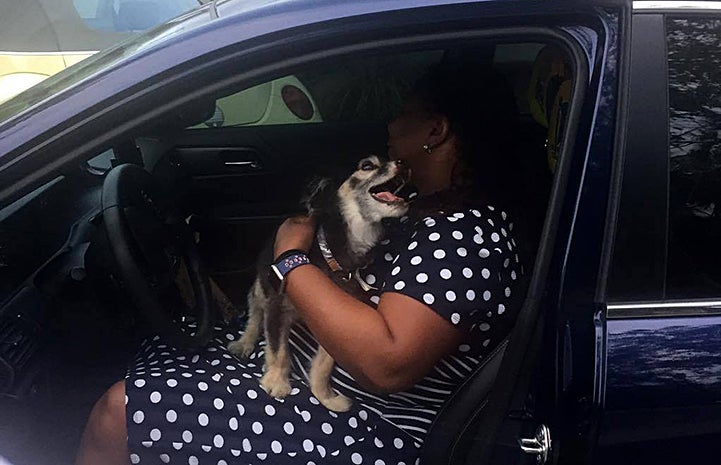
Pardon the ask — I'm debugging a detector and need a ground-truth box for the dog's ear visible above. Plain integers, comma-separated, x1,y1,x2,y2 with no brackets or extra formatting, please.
301,177,335,215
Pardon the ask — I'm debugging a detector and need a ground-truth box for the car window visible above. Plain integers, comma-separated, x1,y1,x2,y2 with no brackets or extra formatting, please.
608,14,721,303
73,0,200,32
0,0,204,107
0,6,211,123
666,15,721,299
189,44,544,129
188,51,444,129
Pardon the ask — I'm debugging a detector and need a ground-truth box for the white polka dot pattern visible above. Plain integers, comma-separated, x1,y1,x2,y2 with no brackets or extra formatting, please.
378,208,522,338
125,206,522,465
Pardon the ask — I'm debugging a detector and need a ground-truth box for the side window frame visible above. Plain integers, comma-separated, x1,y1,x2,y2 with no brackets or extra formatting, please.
608,12,669,302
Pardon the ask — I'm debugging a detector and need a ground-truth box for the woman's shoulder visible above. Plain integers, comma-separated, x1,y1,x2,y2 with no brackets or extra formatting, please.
413,204,515,235
397,204,519,264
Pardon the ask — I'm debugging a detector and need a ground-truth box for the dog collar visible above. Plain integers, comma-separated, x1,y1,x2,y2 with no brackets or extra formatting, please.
316,226,344,273
317,227,379,291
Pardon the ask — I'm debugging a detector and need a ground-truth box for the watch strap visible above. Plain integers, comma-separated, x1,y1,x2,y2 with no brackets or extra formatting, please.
271,250,311,281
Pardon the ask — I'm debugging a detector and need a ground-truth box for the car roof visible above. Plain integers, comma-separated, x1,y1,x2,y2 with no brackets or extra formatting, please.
211,0,510,33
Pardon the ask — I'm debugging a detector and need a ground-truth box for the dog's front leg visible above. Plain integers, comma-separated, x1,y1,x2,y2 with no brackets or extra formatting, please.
260,303,294,398
310,346,352,412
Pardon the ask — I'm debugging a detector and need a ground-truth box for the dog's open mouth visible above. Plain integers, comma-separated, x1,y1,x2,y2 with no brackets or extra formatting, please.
369,175,416,205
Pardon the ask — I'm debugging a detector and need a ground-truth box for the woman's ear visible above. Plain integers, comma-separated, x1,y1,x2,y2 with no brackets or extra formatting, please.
426,114,452,150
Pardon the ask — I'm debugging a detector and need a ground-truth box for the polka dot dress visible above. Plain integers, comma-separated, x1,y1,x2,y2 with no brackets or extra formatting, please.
125,205,524,464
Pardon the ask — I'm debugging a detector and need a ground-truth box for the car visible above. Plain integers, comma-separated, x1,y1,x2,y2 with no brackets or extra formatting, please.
0,0,720,464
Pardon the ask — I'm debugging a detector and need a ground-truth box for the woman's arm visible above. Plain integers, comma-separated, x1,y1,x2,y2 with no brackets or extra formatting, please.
274,217,463,394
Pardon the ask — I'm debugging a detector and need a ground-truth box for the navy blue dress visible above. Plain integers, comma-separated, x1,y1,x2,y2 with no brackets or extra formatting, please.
125,205,524,464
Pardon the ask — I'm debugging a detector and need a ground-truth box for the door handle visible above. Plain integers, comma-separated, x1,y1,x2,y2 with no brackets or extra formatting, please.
218,148,263,170
223,160,261,169
172,146,265,173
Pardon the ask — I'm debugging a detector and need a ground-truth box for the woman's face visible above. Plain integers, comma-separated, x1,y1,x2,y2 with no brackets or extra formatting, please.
386,97,434,168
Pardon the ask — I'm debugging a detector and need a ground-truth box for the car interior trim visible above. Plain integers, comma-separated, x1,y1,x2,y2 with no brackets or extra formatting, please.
634,1,721,11
607,301,721,319
0,176,64,223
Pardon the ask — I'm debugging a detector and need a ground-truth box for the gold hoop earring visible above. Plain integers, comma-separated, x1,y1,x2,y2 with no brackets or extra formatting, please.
423,144,432,154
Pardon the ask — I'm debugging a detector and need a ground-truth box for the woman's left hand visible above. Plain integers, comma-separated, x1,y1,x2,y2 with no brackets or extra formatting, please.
273,215,317,259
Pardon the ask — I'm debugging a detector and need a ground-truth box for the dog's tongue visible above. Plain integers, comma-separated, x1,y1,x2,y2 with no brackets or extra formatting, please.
374,191,403,202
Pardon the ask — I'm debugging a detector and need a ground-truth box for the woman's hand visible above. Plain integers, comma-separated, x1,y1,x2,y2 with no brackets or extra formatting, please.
273,215,317,259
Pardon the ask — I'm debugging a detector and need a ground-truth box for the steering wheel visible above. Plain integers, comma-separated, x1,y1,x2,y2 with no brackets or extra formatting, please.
101,163,214,347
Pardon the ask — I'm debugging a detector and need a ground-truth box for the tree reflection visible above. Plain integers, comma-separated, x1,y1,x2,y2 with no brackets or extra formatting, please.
668,18,721,179
667,18,721,299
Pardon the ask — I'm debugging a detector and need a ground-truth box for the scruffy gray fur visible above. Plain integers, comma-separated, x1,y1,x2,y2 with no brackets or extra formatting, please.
228,155,411,411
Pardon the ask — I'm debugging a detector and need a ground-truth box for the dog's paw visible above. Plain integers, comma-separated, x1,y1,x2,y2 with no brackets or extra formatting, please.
260,370,292,399
227,338,254,358
318,393,352,413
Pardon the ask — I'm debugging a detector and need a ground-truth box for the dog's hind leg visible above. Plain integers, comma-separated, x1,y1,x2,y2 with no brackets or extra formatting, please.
228,278,264,357
259,300,295,398
310,346,352,412
210,277,239,322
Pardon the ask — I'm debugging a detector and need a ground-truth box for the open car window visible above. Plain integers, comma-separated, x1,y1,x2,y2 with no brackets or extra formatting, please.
188,43,548,130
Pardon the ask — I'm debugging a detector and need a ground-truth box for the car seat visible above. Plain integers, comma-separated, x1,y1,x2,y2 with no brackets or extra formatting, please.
419,43,572,465
528,45,573,173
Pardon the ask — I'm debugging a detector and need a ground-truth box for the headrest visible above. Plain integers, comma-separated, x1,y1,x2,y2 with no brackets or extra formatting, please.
527,45,572,172
528,45,571,129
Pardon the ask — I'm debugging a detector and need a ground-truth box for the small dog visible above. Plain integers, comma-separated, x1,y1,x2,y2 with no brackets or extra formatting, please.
228,155,414,411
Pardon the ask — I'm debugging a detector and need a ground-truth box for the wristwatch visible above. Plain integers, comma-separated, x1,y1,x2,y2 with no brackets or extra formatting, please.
269,249,311,293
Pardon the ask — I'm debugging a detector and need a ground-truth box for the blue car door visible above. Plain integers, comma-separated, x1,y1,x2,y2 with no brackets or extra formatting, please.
598,3,721,463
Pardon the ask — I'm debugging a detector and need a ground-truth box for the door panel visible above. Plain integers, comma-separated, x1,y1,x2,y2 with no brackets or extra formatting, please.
164,122,388,218
599,7,721,463
606,309,721,410
597,307,721,462
156,122,388,304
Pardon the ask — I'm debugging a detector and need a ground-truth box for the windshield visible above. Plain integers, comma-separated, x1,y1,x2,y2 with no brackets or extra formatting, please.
73,0,202,33
0,0,203,52
0,6,211,125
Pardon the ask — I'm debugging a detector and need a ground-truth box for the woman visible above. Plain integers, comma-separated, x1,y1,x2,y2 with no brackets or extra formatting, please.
76,63,525,465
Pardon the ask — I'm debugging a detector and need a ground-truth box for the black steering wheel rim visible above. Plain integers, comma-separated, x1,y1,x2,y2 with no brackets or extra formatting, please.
102,163,214,347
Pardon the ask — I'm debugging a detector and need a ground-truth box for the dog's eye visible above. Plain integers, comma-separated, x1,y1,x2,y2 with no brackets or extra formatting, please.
360,161,376,171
